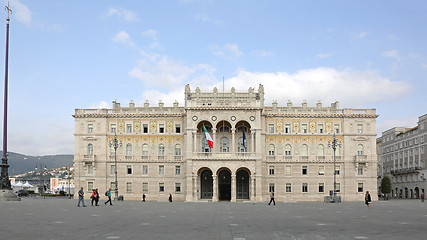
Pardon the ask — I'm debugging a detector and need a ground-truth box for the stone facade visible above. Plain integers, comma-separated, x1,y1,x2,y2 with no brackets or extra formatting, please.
73,84,378,202
378,114,427,199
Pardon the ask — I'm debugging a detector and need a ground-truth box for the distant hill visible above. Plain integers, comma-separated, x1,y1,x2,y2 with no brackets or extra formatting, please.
0,151,74,175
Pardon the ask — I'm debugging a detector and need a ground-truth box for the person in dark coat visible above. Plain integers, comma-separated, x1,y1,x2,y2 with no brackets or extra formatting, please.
365,191,371,208
268,191,275,205
142,194,146,202
169,194,173,202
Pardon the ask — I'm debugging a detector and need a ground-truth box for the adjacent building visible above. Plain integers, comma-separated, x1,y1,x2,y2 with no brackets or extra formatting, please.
378,114,427,198
73,84,378,202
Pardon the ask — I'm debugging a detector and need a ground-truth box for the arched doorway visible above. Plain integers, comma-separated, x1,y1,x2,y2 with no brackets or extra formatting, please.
218,169,231,201
415,187,420,199
200,169,213,199
236,169,250,199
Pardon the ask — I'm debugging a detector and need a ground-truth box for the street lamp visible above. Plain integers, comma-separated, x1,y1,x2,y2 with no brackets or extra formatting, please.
109,133,122,201
35,164,47,196
328,133,341,201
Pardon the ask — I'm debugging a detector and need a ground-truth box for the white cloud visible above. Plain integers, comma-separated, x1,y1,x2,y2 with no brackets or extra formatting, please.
112,30,134,47
142,29,161,49
317,53,334,59
128,50,217,90
422,63,427,69
251,50,272,58
89,101,110,109
377,116,419,136
382,49,400,60
194,13,223,25
10,0,32,26
107,7,139,22
358,31,368,39
210,43,243,58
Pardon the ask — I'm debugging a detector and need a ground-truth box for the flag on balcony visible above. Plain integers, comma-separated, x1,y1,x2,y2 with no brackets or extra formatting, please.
203,125,214,148
242,125,246,148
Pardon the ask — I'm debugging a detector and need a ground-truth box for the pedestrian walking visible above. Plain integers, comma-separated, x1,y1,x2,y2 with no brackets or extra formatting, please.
169,194,173,202
421,191,424,203
365,191,371,208
95,189,100,206
91,189,96,206
77,187,86,207
142,194,146,202
268,191,275,205
104,188,113,206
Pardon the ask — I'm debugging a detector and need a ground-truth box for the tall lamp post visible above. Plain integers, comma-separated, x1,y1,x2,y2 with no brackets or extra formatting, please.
328,133,341,202
109,133,121,200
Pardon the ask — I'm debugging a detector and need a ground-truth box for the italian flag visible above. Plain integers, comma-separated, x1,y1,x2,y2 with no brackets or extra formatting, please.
203,125,214,148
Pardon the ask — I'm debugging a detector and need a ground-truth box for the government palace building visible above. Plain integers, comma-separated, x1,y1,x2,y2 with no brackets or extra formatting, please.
73,84,378,202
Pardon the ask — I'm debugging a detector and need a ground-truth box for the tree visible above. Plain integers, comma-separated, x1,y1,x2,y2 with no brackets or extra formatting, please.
381,175,392,200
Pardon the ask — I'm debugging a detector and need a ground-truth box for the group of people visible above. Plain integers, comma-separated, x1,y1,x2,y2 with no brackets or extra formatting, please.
77,187,113,207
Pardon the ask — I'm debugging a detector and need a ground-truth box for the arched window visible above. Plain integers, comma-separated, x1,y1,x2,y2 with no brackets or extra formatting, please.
219,126,230,132
318,144,325,156
87,144,93,156
238,137,247,152
285,144,292,156
357,144,364,156
268,144,275,155
335,145,342,156
158,144,165,156
126,143,132,156
220,137,229,152
175,144,181,156
301,144,308,156
142,144,149,156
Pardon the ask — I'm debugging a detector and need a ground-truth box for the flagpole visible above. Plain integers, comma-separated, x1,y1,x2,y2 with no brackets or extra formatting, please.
222,77,224,152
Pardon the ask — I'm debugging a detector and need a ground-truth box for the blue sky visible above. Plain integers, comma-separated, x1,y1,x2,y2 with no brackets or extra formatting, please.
0,0,426,155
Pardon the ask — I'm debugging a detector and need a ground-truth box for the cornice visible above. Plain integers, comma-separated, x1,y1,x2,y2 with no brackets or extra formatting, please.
73,113,186,119
263,113,378,118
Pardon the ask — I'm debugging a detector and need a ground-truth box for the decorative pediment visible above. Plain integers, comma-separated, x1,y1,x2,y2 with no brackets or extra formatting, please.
83,136,98,141
353,137,368,141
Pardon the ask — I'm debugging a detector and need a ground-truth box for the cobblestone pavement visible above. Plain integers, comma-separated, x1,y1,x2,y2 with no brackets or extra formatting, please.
0,197,426,240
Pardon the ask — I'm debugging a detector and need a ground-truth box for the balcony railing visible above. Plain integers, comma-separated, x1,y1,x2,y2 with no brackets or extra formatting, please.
355,155,368,163
83,155,95,162
194,152,256,159
391,167,421,175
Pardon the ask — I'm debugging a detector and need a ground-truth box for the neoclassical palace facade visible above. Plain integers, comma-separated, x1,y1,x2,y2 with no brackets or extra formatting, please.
73,84,378,202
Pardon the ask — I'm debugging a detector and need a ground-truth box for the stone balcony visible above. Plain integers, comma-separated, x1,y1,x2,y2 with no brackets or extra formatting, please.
391,167,422,175
83,155,95,165
193,152,257,160
355,155,368,163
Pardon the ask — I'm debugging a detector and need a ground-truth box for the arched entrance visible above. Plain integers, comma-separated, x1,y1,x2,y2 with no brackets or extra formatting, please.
236,169,250,199
200,169,213,199
218,169,231,201
415,187,420,199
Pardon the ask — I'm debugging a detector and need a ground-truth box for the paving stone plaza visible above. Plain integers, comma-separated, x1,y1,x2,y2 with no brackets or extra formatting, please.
1,198,426,240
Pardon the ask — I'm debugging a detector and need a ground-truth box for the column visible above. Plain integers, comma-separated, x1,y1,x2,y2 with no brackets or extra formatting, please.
231,174,236,202
231,128,236,153
212,175,217,202
193,175,198,201
193,130,197,152
251,131,255,154
250,175,255,201
212,128,217,153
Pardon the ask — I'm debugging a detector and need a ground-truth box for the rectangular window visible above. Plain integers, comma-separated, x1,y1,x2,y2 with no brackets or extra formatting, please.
88,124,93,134
285,124,291,134
159,183,165,192
335,183,340,192
269,166,275,175
285,166,291,176
127,165,132,175
268,124,275,133
269,183,275,193
110,124,116,134
335,166,340,175
302,166,308,175
357,124,363,134
302,183,308,193
301,124,308,133
143,124,148,133
142,182,148,192
286,183,292,193
358,183,363,193
334,124,340,134
358,165,364,175
142,165,148,175
175,166,181,175
175,124,181,133
175,183,181,193
159,165,164,175
88,165,94,174
88,182,94,191
318,165,324,175
318,124,324,133
159,124,165,133
318,183,324,193
110,182,116,191
126,124,132,133
110,165,116,175
126,182,132,193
